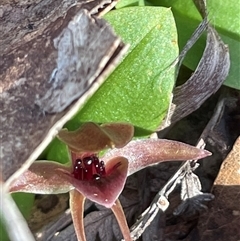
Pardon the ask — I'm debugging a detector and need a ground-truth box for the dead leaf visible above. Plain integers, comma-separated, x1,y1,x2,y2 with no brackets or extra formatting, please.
28,194,69,232
0,0,117,54
1,3,126,186
158,0,230,130
185,136,240,241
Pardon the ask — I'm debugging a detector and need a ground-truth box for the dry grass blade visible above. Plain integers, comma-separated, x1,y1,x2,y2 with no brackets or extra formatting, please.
171,26,230,124
0,186,35,241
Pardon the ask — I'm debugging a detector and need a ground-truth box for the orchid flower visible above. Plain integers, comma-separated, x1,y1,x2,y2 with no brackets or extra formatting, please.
9,122,211,241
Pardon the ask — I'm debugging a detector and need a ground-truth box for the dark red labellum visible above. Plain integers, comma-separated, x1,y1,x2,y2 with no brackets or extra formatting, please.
72,154,106,181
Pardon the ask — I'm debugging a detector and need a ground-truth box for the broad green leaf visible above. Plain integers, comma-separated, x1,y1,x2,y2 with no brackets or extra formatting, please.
116,0,139,8
11,193,35,219
45,138,69,164
66,7,178,133
0,193,35,241
116,0,153,8
0,220,9,241
147,0,240,90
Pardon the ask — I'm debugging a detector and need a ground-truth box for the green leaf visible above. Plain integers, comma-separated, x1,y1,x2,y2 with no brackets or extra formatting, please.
11,193,35,219
116,0,153,8
147,0,240,90
66,7,178,133
45,138,70,164
116,0,139,8
0,220,9,241
0,193,35,241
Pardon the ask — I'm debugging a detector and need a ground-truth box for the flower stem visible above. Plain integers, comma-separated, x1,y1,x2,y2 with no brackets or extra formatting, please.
70,190,86,241
111,199,132,241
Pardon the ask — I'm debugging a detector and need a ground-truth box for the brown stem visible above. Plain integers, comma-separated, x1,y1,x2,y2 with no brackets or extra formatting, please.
111,199,132,241
69,190,86,241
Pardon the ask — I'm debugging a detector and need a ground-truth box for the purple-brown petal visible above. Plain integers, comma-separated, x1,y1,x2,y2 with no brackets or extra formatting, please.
102,139,211,176
9,161,73,194
57,122,134,153
66,157,128,208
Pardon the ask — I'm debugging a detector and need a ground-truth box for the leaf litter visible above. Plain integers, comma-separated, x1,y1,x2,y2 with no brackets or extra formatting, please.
1,0,236,240
184,135,240,241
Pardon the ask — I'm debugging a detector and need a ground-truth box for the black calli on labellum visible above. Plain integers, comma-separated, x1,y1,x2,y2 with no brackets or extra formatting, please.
72,154,106,181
